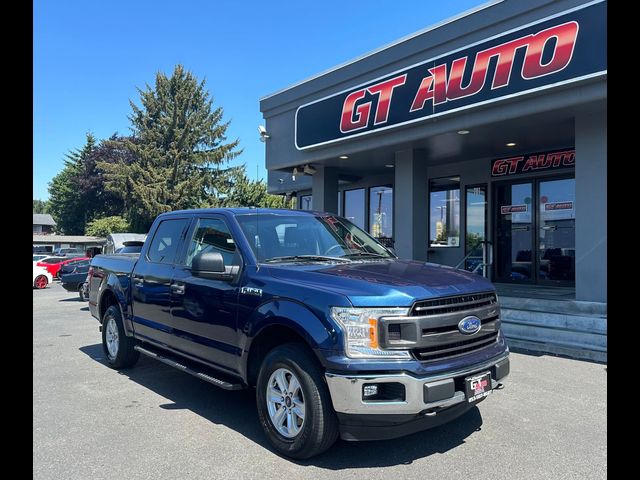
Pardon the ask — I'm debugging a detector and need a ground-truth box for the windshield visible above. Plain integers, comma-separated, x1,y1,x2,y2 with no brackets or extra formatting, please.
235,213,394,263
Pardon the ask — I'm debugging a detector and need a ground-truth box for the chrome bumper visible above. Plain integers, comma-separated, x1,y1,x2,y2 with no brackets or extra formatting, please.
325,352,510,415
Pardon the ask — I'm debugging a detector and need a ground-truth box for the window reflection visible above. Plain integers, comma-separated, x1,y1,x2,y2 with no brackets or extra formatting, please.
299,195,312,210
429,177,461,247
344,189,365,229
369,186,393,246
465,185,486,272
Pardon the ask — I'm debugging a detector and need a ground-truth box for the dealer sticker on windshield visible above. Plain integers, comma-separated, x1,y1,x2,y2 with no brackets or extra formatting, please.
465,371,493,403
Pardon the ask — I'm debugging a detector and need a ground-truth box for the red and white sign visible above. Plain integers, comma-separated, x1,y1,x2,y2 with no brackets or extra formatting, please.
501,204,528,214
492,149,575,177
544,201,573,211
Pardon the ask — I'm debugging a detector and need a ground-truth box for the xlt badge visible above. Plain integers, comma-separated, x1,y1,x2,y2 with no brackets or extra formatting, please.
241,287,263,297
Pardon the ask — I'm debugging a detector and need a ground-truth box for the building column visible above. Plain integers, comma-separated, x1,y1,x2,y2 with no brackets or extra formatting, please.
311,166,339,214
394,149,428,261
575,108,607,302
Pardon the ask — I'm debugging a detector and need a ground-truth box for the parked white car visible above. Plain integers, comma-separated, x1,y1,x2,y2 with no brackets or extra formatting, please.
33,265,53,289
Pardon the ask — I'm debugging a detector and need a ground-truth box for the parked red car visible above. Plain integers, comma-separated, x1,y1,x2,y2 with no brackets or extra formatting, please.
36,257,90,278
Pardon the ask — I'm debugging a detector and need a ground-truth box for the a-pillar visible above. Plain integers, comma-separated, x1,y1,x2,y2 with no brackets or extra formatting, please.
394,149,428,261
311,166,339,214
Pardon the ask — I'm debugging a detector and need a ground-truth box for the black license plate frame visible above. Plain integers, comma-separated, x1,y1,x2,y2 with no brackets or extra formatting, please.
465,371,493,403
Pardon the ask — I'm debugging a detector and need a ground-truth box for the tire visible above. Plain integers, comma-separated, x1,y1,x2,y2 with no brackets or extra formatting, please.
78,284,86,301
256,343,339,459
34,275,48,289
101,305,139,369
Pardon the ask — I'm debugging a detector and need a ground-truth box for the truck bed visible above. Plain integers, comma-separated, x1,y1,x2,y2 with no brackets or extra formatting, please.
91,253,139,275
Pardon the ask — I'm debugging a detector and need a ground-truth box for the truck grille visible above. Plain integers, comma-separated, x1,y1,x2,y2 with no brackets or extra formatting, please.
413,332,499,361
388,292,501,362
410,292,497,316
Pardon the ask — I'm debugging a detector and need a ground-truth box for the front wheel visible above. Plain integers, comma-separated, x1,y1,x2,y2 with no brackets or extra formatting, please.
256,343,339,459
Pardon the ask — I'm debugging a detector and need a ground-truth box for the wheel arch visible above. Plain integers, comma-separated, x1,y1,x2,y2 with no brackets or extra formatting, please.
245,323,320,387
241,299,338,387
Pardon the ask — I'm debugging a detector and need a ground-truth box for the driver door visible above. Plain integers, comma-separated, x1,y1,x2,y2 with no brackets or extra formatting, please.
170,216,243,374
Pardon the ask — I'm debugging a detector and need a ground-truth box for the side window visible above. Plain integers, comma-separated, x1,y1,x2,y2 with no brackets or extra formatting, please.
147,219,189,264
185,218,240,268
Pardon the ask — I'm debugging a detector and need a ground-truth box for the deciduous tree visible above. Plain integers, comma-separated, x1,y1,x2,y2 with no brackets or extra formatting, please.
85,216,130,237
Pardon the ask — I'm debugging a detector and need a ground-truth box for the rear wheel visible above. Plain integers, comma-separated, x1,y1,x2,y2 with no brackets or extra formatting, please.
34,275,48,289
256,343,338,459
101,305,139,369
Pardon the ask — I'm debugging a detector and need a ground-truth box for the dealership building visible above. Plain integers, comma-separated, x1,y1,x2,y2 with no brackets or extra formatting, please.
260,0,606,360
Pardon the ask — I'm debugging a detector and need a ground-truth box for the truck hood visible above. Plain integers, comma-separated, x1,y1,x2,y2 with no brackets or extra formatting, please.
266,259,495,307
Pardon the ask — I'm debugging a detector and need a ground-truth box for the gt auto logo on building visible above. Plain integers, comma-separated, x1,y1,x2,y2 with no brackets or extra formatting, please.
492,149,575,177
340,21,579,133
340,75,407,133
296,1,604,150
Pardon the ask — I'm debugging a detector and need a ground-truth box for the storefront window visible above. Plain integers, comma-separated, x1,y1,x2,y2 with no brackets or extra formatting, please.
429,177,460,247
369,186,393,244
344,188,365,229
465,185,487,272
299,195,312,210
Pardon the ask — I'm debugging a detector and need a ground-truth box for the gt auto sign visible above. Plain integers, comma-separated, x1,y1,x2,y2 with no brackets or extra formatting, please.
491,149,575,177
295,1,606,150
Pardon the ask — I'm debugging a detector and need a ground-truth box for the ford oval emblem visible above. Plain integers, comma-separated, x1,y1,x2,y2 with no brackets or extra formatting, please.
458,316,481,335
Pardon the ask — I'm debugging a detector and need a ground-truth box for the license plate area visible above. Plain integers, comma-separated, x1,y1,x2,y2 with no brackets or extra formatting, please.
465,371,492,403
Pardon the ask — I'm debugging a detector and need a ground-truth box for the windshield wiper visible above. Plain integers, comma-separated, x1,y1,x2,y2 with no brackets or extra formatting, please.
341,252,390,259
264,255,352,264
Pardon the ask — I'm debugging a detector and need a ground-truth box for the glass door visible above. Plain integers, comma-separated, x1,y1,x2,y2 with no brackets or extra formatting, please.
494,182,534,283
538,178,575,284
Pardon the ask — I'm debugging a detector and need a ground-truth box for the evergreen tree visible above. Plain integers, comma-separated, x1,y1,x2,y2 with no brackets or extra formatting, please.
208,166,286,208
100,65,241,232
48,134,96,234
33,199,50,214
84,134,134,220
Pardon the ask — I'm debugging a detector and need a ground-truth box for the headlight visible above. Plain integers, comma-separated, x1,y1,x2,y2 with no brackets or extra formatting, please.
330,307,411,359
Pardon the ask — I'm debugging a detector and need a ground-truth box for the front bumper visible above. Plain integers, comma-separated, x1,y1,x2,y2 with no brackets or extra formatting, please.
325,352,509,441
325,352,509,416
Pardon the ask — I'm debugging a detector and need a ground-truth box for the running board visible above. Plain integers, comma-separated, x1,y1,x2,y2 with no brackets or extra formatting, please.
134,344,245,390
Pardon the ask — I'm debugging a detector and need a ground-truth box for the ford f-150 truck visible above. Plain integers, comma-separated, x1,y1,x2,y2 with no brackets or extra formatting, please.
88,208,509,459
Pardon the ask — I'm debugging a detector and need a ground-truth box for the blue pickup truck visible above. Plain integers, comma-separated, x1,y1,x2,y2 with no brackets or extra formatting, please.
88,208,509,459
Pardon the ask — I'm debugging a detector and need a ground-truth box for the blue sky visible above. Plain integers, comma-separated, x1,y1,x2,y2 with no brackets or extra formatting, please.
34,0,483,200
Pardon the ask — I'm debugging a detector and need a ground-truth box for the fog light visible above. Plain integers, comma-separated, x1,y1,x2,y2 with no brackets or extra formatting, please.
363,384,379,398
362,383,406,402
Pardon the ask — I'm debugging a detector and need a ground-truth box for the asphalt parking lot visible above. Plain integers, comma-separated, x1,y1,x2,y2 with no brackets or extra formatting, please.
33,281,607,480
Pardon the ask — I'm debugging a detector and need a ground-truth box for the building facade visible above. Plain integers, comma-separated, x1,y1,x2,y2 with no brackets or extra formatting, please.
260,0,606,303
32,235,105,254
33,214,56,234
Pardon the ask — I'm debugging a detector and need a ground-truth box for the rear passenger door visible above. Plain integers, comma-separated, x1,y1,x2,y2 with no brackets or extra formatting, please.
131,217,190,346
170,216,243,374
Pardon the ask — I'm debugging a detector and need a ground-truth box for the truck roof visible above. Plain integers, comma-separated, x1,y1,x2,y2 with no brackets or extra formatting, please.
160,208,326,217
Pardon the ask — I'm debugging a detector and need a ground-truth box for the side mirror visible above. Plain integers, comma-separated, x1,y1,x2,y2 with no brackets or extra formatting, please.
192,251,234,281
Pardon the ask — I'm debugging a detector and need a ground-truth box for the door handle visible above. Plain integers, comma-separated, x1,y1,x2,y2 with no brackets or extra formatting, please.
542,225,557,231
132,276,144,286
171,283,185,295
